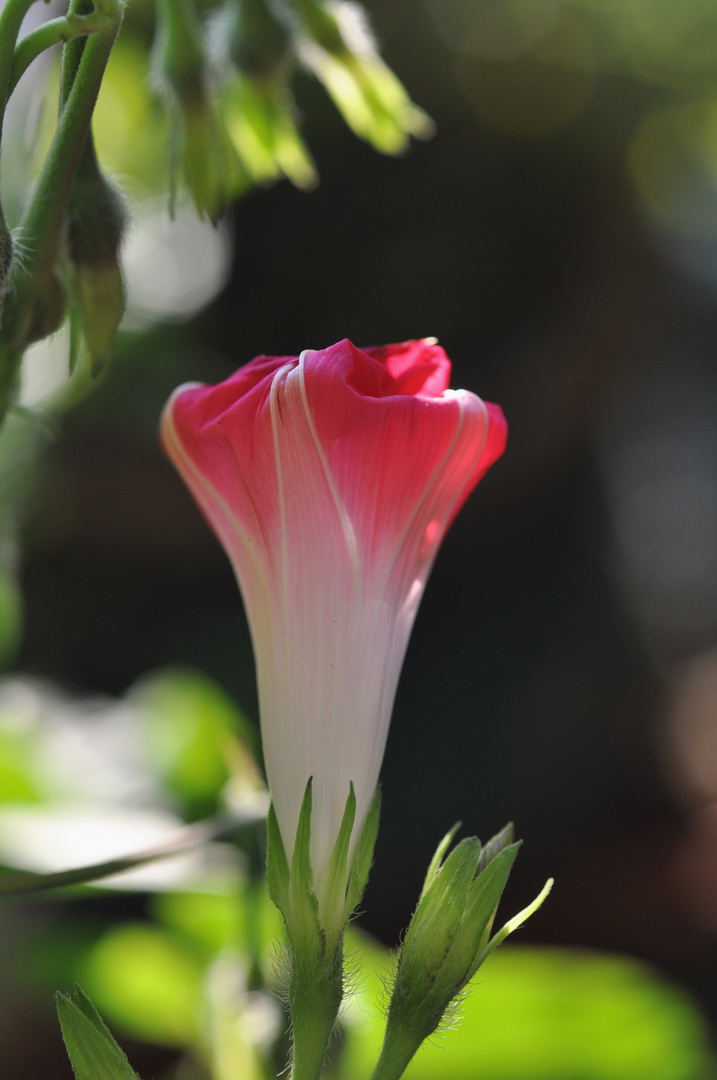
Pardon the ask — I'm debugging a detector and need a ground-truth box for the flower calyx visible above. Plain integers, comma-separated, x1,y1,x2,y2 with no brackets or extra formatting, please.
267,778,380,1080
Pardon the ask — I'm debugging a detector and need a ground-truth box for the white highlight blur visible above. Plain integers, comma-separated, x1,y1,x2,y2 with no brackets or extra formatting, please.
123,200,233,329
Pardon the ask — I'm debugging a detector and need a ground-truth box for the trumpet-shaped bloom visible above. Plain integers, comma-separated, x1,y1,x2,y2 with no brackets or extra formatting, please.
161,339,507,897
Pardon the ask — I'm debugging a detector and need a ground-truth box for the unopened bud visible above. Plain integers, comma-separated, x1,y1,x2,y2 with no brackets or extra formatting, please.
289,0,433,153
221,0,292,82
375,824,552,1079
152,0,238,219
24,272,66,348
65,145,126,373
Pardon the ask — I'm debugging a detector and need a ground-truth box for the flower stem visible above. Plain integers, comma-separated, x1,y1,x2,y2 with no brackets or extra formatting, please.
9,11,105,97
289,976,339,1080
0,0,40,124
368,1023,422,1080
0,0,40,245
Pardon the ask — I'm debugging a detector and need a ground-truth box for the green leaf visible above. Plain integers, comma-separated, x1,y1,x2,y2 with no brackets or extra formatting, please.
57,986,142,1080
344,786,380,919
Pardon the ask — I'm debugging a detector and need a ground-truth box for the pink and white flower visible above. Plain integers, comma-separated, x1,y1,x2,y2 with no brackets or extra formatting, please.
161,338,507,899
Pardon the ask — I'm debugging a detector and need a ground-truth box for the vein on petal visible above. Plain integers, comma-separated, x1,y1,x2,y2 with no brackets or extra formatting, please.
295,350,362,596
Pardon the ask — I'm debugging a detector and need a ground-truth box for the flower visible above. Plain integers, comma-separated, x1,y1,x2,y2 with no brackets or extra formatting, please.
160,338,507,903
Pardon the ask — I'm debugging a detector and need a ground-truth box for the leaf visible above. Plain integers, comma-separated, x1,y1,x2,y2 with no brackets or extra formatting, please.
56,986,142,1080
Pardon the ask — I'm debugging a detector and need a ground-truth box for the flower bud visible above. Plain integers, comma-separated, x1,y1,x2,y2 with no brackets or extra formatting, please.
288,0,434,153
65,141,126,373
375,825,552,1079
151,0,242,219
222,0,292,81
24,272,67,348
211,0,316,189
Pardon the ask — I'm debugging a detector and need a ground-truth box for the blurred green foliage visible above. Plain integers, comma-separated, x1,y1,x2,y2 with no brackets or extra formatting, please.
343,941,716,1080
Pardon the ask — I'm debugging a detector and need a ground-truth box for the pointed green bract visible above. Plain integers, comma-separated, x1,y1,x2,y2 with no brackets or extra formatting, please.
57,986,142,1080
287,777,321,960
418,820,460,902
320,782,356,937
401,836,482,976
466,841,521,953
265,801,290,916
344,786,380,920
471,876,554,975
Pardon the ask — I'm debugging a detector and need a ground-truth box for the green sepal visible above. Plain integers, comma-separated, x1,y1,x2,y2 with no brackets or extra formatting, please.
418,820,460,903
287,777,321,959
402,836,482,974
343,785,380,920
440,842,520,992
265,800,290,917
471,876,554,975
56,985,142,1080
320,781,356,936
469,840,521,954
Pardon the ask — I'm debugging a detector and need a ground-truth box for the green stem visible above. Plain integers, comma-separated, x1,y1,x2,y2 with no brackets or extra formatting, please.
0,0,122,419
9,11,104,97
0,0,40,119
60,0,95,107
369,1024,422,1080
289,977,338,1080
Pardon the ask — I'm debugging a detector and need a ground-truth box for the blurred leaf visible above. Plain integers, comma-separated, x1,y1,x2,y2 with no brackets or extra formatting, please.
153,890,243,955
0,727,40,803
152,887,278,955
341,942,716,1080
57,985,142,1080
0,570,23,669
82,922,205,1048
152,886,283,989
132,667,259,820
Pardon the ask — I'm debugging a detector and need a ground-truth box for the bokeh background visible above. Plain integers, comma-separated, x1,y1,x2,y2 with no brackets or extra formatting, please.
3,0,717,1078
